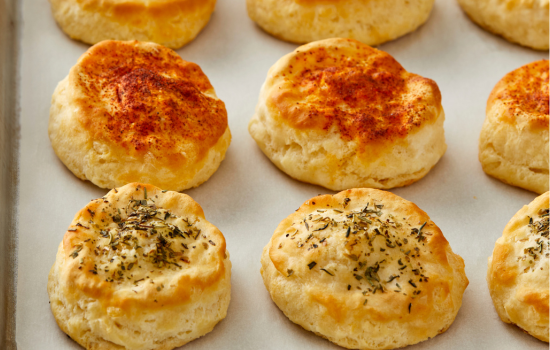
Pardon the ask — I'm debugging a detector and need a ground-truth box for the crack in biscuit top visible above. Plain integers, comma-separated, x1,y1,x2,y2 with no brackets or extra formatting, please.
72,41,227,164
495,59,549,127
269,42,441,148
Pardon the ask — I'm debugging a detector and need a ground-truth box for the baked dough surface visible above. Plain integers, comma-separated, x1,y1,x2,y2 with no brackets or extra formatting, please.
487,191,549,342
249,38,446,191
247,0,435,46
49,40,230,191
48,183,231,350
261,188,468,349
49,0,217,49
457,0,549,50
479,59,549,194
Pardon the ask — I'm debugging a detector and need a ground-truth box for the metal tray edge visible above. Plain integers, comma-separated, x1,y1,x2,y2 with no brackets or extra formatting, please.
0,0,20,348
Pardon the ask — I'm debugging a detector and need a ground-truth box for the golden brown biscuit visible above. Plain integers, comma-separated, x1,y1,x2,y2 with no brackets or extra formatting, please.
457,0,549,50
49,40,231,191
479,60,549,194
261,188,468,349
487,192,549,342
48,183,231,350
49,0,217,49
247,0,435,46
249,38,446,191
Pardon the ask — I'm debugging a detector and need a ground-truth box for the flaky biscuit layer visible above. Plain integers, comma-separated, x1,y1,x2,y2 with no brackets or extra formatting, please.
479,59,549,194
261,188,468,349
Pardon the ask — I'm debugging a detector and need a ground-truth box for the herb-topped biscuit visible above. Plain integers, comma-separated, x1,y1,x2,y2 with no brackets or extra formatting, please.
261,188,468,349
479,59,549,194
487,191,549,342
47,183,231,350
49,40,231,191
249,38,446,191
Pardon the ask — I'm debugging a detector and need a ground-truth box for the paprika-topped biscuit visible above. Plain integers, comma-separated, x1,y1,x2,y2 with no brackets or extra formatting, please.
261,188,468,349
249,38,446,191
49,0,217,49
479,59,549,194
487,191,549,342
247,0,435,46
49,41,231,191
48,183,231,350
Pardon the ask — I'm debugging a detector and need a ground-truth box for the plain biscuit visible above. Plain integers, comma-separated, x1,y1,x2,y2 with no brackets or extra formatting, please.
249,38,446,191
457,0,549,50
479,59,549,194
49,0,217,49
261,188,468,349
48,183,232,350
247,0,435,46
49,40,231,191
487,192,549,342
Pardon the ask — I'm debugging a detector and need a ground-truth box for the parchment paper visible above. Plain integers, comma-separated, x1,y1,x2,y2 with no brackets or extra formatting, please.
15,0,548,349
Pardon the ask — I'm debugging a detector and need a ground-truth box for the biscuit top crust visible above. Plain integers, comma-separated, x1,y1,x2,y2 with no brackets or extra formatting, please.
269,189,467,321
501,0,550,9
75,0,211,22
267,39,442,149
293,0,344,3
492,192,549,282
70,40,227,166
489,192,549,324
488,59,549,129
61,183,227,311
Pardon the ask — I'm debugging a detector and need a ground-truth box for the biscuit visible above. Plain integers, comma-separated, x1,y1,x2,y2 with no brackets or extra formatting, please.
249,38,446,191
479,60,549,194
261,188,468,349
247,0,435,46
457,0,549,50
49,0,216,49
48,183,231,350
487,192,549,342
49,40,231,191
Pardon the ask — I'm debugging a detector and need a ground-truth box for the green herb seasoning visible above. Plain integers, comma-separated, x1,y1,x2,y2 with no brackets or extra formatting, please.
522,207,550,273
70,190,217,287
287,199,427,299
70,245,83,259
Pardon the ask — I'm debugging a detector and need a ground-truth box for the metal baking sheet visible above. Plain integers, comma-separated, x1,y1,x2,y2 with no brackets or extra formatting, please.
0,0,18,348
11,0,548,349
